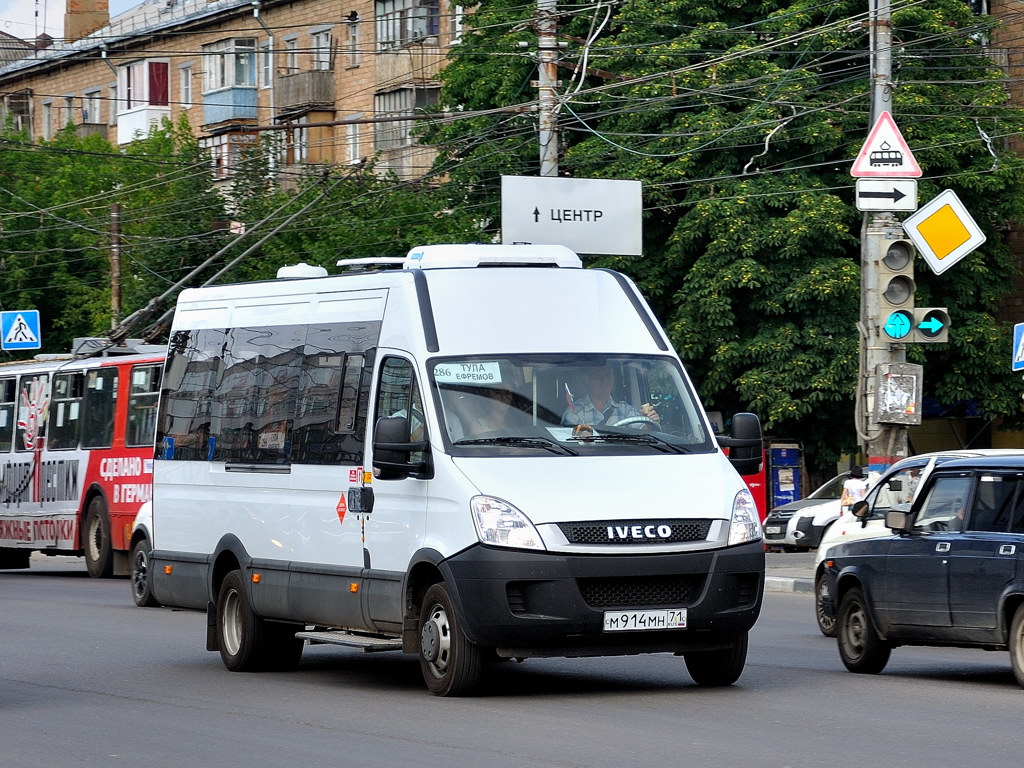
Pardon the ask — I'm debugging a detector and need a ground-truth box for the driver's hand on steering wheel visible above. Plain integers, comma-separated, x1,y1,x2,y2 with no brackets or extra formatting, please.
640,403,661,422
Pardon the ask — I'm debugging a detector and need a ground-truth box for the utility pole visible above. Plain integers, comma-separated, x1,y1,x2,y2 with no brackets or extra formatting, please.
536,0,559,177
110,202,121,327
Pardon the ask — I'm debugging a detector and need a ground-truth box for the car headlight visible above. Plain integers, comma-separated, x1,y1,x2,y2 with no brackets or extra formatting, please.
728,488,762,545
470,496,545,551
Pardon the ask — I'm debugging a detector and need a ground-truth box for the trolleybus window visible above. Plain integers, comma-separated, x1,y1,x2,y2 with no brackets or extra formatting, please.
127,364,161,447
15,374,47,452
0,378,14,451
82,368,117,448
49,371,85,450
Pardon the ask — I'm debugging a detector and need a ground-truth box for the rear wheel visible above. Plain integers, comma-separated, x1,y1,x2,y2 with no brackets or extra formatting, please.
129,537,159,607
837,586,891,674
684,632,748,687
83,496,113,578
815,570,837,638
1009,606,1024,689
418,583,483,696
216,570,303,672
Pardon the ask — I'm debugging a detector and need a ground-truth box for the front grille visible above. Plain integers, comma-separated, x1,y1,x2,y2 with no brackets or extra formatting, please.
577,574,705,609
559,518,712,545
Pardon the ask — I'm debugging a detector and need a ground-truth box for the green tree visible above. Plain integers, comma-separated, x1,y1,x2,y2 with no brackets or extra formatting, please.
425,0,1024,476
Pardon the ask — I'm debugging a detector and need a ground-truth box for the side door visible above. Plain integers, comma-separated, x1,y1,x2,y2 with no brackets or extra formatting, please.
363,355,430,626
947,471,1022,631
880,473,974,629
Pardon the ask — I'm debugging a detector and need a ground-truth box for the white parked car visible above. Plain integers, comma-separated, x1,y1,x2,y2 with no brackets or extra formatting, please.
763,471,855,552
812,449,1024,637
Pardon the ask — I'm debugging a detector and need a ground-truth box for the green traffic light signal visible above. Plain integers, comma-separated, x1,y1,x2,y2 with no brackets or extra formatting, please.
913,307,949,343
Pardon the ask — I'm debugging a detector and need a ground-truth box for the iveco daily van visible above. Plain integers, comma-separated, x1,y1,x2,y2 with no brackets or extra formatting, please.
148,243,765,695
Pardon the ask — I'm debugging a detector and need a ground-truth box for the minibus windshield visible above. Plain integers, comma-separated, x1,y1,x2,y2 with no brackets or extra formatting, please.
429,355,716,456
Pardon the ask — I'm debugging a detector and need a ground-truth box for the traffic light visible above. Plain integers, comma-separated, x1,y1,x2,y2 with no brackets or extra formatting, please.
913,307,950,343
879,238,916,341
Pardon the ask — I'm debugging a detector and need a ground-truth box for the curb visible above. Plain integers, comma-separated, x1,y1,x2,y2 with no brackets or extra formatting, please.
765,576,813,594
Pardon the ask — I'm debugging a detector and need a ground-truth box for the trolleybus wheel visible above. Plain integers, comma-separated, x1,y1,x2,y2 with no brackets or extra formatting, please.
83,496,113,579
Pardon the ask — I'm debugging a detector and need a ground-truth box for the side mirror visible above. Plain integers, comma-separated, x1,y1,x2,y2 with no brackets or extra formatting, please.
373,416,430,480
851,500,870,527
886,509,909,532
717,412,763,476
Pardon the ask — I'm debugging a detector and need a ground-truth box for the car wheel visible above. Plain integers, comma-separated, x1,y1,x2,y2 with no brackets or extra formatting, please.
837,586,891,674
418,583,483,696
684,632,748,687
129,537,159,607
815,570,837,638
216,570,302,672
1009,606,1024,689
83,496,113,579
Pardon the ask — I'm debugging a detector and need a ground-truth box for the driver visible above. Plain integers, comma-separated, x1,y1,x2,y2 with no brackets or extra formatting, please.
561,366,659,428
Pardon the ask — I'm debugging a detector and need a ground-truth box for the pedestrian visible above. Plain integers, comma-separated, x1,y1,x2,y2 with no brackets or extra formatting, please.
840,466,869,516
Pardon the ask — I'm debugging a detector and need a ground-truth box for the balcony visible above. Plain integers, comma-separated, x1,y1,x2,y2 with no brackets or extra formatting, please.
202,87,258,128
276,70,335,114
116,105,171,145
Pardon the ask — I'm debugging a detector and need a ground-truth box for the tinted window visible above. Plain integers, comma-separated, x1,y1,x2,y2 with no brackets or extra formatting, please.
967,474,1021,533
48,371,84,450
126,364,162,447
81,369,117,448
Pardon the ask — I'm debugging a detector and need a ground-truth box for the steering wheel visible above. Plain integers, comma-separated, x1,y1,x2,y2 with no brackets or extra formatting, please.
612,416,658,431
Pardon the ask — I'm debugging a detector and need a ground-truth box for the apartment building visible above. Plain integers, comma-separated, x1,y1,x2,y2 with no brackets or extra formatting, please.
0,0,460,180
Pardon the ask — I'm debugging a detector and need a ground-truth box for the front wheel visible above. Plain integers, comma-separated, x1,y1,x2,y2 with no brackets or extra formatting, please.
815,570,837,638
83,496,113,579
418,583,483,696
683,632,748,687
837,586,891,674
129,537,159,607
1009,606,1024,689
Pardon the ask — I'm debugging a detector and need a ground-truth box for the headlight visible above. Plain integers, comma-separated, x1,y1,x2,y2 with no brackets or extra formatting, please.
470,496,545,551
728,488,762,545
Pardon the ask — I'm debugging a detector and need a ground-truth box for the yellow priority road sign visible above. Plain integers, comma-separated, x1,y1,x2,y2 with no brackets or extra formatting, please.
902,189,986,275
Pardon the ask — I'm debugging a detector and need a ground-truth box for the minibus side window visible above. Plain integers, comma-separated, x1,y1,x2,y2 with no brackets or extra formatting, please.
375,357,426,465
160,328,226,461
49,371,85,450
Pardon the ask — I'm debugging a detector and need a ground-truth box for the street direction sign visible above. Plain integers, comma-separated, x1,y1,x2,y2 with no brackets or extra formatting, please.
1,310,41,351
851,111,922,178
1013,322,1024,372
855,178,918,212
501,176,643,256
902,189,986,275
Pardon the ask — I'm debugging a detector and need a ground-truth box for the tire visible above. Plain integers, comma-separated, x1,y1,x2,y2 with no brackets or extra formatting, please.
684,632,748,687
418,583,483,696
129,537,159,608
0,548,31,570
83,496,113,579
216,570,303,672
837,586,891,674
1009,606,1024,689
815,570,837,638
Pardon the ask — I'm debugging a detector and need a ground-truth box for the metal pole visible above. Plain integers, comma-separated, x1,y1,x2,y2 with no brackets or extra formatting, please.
110,202,121,327
537,0,559,177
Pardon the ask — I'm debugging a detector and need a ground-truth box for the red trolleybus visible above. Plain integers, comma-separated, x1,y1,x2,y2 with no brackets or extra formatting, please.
0,343,163,577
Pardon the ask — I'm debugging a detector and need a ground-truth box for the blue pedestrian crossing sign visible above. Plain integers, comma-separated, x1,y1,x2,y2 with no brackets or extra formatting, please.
1014,323,1024,372
1,310,41,351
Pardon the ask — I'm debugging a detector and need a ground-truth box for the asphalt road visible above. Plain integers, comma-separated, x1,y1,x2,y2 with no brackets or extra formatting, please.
3,552,1022,768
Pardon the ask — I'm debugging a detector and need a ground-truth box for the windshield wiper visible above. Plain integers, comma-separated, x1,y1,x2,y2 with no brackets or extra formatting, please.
578,432,689,454
453,436,578,456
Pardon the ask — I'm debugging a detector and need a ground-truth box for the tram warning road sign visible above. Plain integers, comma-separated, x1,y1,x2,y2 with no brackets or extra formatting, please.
1,310,41,351
851,111,922,178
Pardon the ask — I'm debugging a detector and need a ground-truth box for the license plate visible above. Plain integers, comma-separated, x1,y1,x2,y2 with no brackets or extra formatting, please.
765,525,782,534
603,608,687,632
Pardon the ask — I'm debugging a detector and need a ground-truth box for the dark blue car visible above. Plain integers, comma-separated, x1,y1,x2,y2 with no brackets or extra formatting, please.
822,455,1024,687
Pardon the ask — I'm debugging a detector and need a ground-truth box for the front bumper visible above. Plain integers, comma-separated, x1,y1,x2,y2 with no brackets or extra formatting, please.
440,540,764,657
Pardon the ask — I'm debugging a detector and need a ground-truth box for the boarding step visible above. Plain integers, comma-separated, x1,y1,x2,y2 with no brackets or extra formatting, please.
295,629,402,653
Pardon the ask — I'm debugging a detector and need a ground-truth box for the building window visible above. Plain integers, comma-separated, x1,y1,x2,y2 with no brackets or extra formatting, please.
344,17,360,67
202,39,256,92
347,122,360,164
280,115,310,164
376,0,440,50
283,37,299,73
374,87,438,150
63,96,74,126
42,101,53,139
180,63,193,108
108,85,118,124
311,28,333,71
200,131,258,180
259,42,272,87
117,60,169,112
83,90,101,123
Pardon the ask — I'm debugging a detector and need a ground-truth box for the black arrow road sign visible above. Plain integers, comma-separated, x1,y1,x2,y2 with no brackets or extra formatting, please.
855,178,918,212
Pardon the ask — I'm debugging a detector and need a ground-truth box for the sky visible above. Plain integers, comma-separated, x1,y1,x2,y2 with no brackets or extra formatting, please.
0,0,136,42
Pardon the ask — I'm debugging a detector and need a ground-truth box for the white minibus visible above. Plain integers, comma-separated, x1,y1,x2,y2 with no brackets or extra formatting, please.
148,244,765,695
